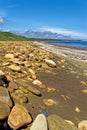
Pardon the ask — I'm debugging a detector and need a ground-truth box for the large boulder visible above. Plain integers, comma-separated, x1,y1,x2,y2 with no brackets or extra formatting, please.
8,104,32,129
47,114,78,130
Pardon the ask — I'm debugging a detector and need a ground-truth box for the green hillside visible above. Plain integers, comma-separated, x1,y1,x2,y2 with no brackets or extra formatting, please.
0,31,29,41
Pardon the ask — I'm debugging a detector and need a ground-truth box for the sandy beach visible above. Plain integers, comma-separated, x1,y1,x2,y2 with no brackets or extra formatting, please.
0,41,87,129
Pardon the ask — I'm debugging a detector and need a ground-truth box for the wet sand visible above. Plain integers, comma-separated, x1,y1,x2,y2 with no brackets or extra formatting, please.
33,41,87,126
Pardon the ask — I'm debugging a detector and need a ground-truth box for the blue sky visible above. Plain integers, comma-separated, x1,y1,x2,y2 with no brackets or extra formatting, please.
0,0,87,39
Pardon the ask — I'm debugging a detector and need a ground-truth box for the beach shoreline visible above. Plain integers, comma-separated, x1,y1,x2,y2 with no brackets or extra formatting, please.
33,41,87,62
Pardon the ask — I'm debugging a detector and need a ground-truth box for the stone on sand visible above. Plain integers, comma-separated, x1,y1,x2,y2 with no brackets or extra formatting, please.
8,64,21,72
8,104,32,129
44,59,56,68
47,114,78,130
78,120,87,130
30,114,48,130
5,53,14,59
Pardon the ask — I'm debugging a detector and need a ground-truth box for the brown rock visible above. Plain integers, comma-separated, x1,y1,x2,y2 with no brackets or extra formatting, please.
0,70,5,78
29,68,37,79
0,101,10,120
8,104,32,129
4,53,14,59
0,87,13,107
8,81,19,93
8,65,21,72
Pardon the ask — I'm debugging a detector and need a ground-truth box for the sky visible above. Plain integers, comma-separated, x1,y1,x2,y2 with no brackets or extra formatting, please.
0,0,87,39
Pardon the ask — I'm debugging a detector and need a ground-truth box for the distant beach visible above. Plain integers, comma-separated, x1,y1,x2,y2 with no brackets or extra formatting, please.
33,41,87,61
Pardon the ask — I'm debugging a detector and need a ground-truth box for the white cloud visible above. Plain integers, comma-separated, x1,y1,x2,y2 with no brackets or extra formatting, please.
0,17,5,24
40,26,87,39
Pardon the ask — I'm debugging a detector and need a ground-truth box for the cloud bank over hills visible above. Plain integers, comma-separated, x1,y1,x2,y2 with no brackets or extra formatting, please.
14,27,87,40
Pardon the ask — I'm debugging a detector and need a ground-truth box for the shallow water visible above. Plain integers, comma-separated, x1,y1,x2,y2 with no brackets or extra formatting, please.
48,41,87,49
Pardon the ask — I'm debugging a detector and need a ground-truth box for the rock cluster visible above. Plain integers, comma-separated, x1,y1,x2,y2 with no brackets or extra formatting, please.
0,41,84,130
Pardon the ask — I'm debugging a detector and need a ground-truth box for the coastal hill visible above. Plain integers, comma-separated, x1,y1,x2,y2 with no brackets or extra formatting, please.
0,31,83,42
0,31,29,41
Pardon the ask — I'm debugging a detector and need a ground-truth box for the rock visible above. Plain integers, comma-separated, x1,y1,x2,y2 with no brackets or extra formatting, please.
44,59,56,68
8,104,32,130
11,90,28,104
17,80,41,96
0,87,13,107
65,120,75,126
75,107,80,113
78,120,87,130
19,86,29,94
4,53,14,59
0,101,10,120
47,114,78,130
43,99,58,106
0,70,5,78
47,87,56,92
33,79,46,88
29,68,37,79
0,77,8,87
33,79,42,86
7,81,19,93
82,89,87,93
80,81,87,87
8,65,21,72
30,114,48,130
38,109,49,117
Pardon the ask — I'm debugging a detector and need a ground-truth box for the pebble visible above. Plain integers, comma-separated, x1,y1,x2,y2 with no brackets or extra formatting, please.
8,65,21,72
29,68,37,79
44,59,56,68
4,53,14,59
43,99,58,106
33,79,43,87
38,109,49,117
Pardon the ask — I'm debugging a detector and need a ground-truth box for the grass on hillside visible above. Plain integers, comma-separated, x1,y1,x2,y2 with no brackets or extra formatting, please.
0,31,29,41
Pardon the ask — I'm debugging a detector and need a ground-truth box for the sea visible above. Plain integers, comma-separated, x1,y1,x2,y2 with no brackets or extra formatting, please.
48,41,87,49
